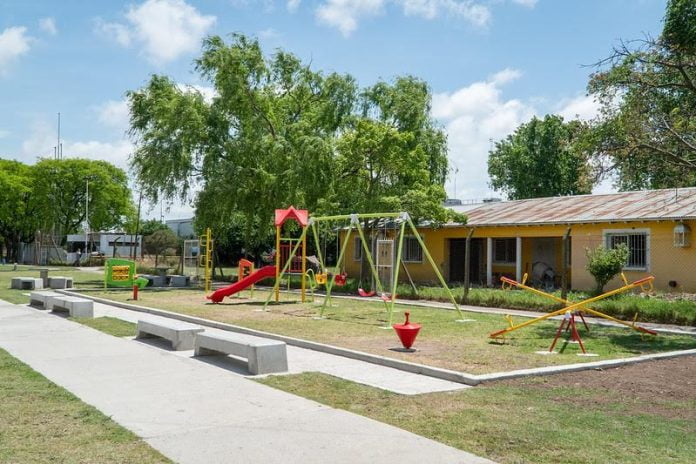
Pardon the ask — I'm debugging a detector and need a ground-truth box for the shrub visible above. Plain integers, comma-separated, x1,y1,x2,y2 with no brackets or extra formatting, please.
585,243,629,295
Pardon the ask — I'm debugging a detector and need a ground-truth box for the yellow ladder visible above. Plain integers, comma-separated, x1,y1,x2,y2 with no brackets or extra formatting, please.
199,228,213,292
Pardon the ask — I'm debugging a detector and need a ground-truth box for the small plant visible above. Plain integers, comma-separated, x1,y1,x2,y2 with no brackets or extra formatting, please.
585,243,630,295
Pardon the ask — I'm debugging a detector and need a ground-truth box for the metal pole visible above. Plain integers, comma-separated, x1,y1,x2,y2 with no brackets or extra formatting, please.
274,225,281,303
405,216,464,319
387,221,407,325
320,227,353,317
265,225,309,309
561,227,571,301
463,228,474,303
301,226,307,303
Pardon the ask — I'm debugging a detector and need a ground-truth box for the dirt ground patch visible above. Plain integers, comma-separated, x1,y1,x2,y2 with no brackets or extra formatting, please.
498,355,696,420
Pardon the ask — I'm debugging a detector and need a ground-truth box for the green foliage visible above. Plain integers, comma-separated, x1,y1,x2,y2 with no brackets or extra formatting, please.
488,115,594,199
127,34,460,248
587,0,696,189
585,244,629,294
138,219,170,237
32,158,135,238
143,228,179,266
0,160,40,261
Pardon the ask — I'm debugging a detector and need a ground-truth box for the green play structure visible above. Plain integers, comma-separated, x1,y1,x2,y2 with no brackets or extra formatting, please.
104,258,149,289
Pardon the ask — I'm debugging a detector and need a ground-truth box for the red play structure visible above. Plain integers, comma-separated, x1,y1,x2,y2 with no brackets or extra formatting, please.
207,265,277,303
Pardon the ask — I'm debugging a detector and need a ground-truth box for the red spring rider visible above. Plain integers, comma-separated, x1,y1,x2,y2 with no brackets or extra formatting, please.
392,311,421,350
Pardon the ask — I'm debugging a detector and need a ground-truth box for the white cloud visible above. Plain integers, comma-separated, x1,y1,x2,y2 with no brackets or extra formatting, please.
258,27,281,40
433,69,536,199
511,0,537,7
176,83,217,103
95,19,132,46
556,94,601,121
96,0,216,64
97,100,131,130
316,0,490,36
39,17,58,35
0,26,32,73
287,0,302,11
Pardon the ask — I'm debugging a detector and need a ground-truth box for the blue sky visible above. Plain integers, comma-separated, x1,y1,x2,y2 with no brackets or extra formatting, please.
0,0,667,218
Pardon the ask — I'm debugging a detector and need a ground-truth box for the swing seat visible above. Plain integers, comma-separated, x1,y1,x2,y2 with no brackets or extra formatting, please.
315,273,327,285
380,293,395,302
358,288,376,297
334,273,347,286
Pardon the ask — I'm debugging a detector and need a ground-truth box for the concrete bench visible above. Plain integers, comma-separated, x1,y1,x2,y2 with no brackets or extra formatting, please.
136,319,204,351
169,275,190,287
194,332,288,375
29,291,64,309
47,276,73,289
10,277,43,290
49,296,94,318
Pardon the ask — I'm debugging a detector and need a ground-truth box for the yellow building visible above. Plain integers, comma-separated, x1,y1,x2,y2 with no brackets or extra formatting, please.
342,188,696,293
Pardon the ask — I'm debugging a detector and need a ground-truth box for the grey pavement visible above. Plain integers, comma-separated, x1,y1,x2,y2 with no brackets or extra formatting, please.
92,300,470,395
0,301,493,464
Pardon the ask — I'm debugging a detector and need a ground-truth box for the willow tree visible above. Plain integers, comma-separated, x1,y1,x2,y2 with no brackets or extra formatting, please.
588,0,696,189
128,34,357,246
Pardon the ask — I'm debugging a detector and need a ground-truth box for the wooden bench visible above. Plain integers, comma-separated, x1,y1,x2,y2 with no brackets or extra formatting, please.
194,332,288,375
49,296,94,318
47,276,73,289
29,291,64,309
136,319,204,351
11,277,43,290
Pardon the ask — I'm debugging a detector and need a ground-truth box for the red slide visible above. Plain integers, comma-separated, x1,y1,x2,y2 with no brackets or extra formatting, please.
207,265,277,303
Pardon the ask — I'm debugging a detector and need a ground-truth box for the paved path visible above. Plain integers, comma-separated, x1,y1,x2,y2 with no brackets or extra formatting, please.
0,301,493,464
92,301,468,395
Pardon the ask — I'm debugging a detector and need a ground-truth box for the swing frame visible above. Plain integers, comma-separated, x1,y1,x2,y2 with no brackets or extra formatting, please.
263,211,464,326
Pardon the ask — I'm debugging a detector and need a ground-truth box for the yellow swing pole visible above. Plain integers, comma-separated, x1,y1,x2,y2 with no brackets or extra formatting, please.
320,226,353,316
274,224,281,303
404,215,465,320
301,226,307,303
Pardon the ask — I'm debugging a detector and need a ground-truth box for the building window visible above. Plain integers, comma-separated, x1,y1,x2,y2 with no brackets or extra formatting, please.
605,231,648,270
353,236,363,261
403,236,423,263
493,238,516,264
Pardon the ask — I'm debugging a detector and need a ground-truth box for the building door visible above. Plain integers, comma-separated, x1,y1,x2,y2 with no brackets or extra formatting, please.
448,238,482,284
376,239,394,290
531,237,557,286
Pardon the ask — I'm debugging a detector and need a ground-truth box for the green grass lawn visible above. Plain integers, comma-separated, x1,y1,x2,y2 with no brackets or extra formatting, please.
0,347,170,463
259,370,696,464
69,316,137,337
0,264,104,304
86,288,696,374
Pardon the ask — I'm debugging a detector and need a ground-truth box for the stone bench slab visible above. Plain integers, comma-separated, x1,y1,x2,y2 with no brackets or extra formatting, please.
47,276,74,289
50,296,94,318
11,277,43,290
136,319,204,351
29,291,64,309
194,332,288,375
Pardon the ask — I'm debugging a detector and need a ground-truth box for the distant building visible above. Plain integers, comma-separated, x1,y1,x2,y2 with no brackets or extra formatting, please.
66,232,142,262
166,218,195,238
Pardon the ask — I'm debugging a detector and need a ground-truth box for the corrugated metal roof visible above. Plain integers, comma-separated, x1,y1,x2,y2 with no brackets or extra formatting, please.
451,188,696,226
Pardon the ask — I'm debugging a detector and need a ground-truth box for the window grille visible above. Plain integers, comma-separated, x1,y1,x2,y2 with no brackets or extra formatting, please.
606,232,648,270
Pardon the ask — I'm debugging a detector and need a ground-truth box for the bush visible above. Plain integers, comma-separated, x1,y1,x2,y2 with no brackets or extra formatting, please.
585,244,629,294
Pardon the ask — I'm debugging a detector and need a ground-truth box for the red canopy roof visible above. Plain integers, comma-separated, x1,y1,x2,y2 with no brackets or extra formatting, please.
274,207,309,227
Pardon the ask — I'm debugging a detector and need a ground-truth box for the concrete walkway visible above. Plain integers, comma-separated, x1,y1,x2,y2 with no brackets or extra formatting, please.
0,301,493,464
92,301,468,395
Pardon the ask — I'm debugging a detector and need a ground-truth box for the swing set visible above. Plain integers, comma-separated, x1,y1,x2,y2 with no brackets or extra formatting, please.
264,208,465,326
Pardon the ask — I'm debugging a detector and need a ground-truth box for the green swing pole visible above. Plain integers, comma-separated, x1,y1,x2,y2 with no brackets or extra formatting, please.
310,221,326,271
264,225,309,309
320,226,353,317
387,219,407,326
352,218,390,315
405,215,465,320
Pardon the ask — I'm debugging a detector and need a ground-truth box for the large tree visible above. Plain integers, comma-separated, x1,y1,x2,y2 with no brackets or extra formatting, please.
487,115,593,200
0,160,41,261
128,34,460,249
587,0,696,189
32,158,135,240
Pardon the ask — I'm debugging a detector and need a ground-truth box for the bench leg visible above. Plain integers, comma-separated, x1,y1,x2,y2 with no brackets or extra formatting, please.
172,332,197,351
194,346,224,357
248,345,288,375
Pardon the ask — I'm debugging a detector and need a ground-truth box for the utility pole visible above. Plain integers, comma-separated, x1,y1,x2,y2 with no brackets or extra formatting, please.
85,180,89,256
57,112,62,160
